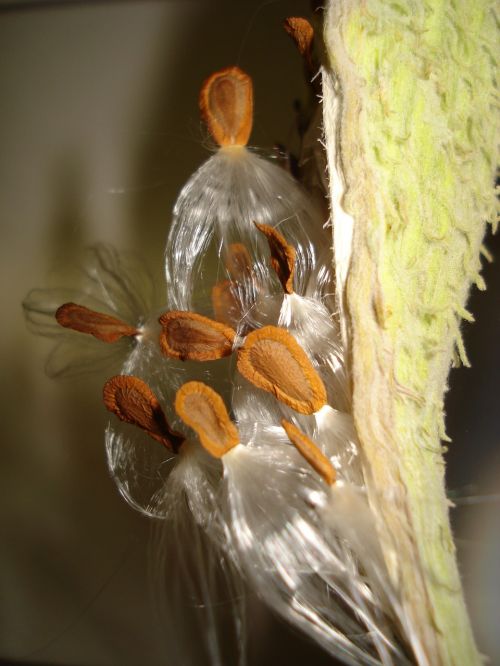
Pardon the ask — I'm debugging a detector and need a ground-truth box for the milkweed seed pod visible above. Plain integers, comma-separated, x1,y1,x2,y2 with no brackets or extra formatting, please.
164,66,330,319
322,1,498,664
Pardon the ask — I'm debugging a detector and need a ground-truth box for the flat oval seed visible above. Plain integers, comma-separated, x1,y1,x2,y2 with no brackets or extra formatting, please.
237,326,326,414
224,243,253,282
284,17,314,60
282,419,336,485
175,381,239,458
159,311,236,361
199,66,253,147
103,375,184,452
56,302,138,342
211,280,242,328
254,222,296,294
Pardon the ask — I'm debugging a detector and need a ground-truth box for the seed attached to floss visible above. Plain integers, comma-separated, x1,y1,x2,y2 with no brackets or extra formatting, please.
56,302,138,343
212,243,255,328
284,17,314,65
224,242,253,282
282,419,336,485
211,280,242,329
237,326,326,414
199,66,253,147
254,222,296,294
103,375,185,452
159,311,236,361
175,381,239,458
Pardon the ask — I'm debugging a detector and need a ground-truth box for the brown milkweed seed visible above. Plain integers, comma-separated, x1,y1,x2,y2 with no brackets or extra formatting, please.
254,222,296,294
159,311,236,361
284,17,314,60
199,66,253,147
211,280,242,329
103,375,184,452
282,419,336,485
175,381,239,458
237,326,326,414
55,302,138,342
224,243,253,282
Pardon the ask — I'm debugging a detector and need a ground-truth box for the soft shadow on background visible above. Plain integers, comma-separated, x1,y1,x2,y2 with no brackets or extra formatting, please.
0,1,498,665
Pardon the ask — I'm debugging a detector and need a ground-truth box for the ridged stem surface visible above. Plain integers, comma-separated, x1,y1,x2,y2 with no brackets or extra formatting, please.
323,1,498,664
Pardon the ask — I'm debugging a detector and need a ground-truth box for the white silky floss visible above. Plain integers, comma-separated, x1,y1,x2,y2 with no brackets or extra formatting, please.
107,407,247,666
19,57,428,665
23,243,155,378
221,418,409,666
164,145,328,313
164,63,425,665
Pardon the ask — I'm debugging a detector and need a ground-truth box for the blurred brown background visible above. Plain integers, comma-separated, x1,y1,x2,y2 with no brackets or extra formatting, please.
0,1,498,665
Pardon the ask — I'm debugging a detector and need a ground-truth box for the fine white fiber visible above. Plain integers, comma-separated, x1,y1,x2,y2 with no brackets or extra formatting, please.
22,243,155,378
165,145,329,313
312,406,363,485
221,422,411,666
279,296,350,412
228,336,422,661
149,497,247,666
106,388,248,666
169,369,417,665
105,337,230,520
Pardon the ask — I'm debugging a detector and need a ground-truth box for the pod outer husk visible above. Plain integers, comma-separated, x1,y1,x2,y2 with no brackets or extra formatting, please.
323,1,498,664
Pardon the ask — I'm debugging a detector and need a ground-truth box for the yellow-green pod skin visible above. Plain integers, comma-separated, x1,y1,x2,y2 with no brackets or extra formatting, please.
323,1,498,664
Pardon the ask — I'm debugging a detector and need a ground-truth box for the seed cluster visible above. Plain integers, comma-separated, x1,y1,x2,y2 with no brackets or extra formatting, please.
21,17,425,663
50,64,337,486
